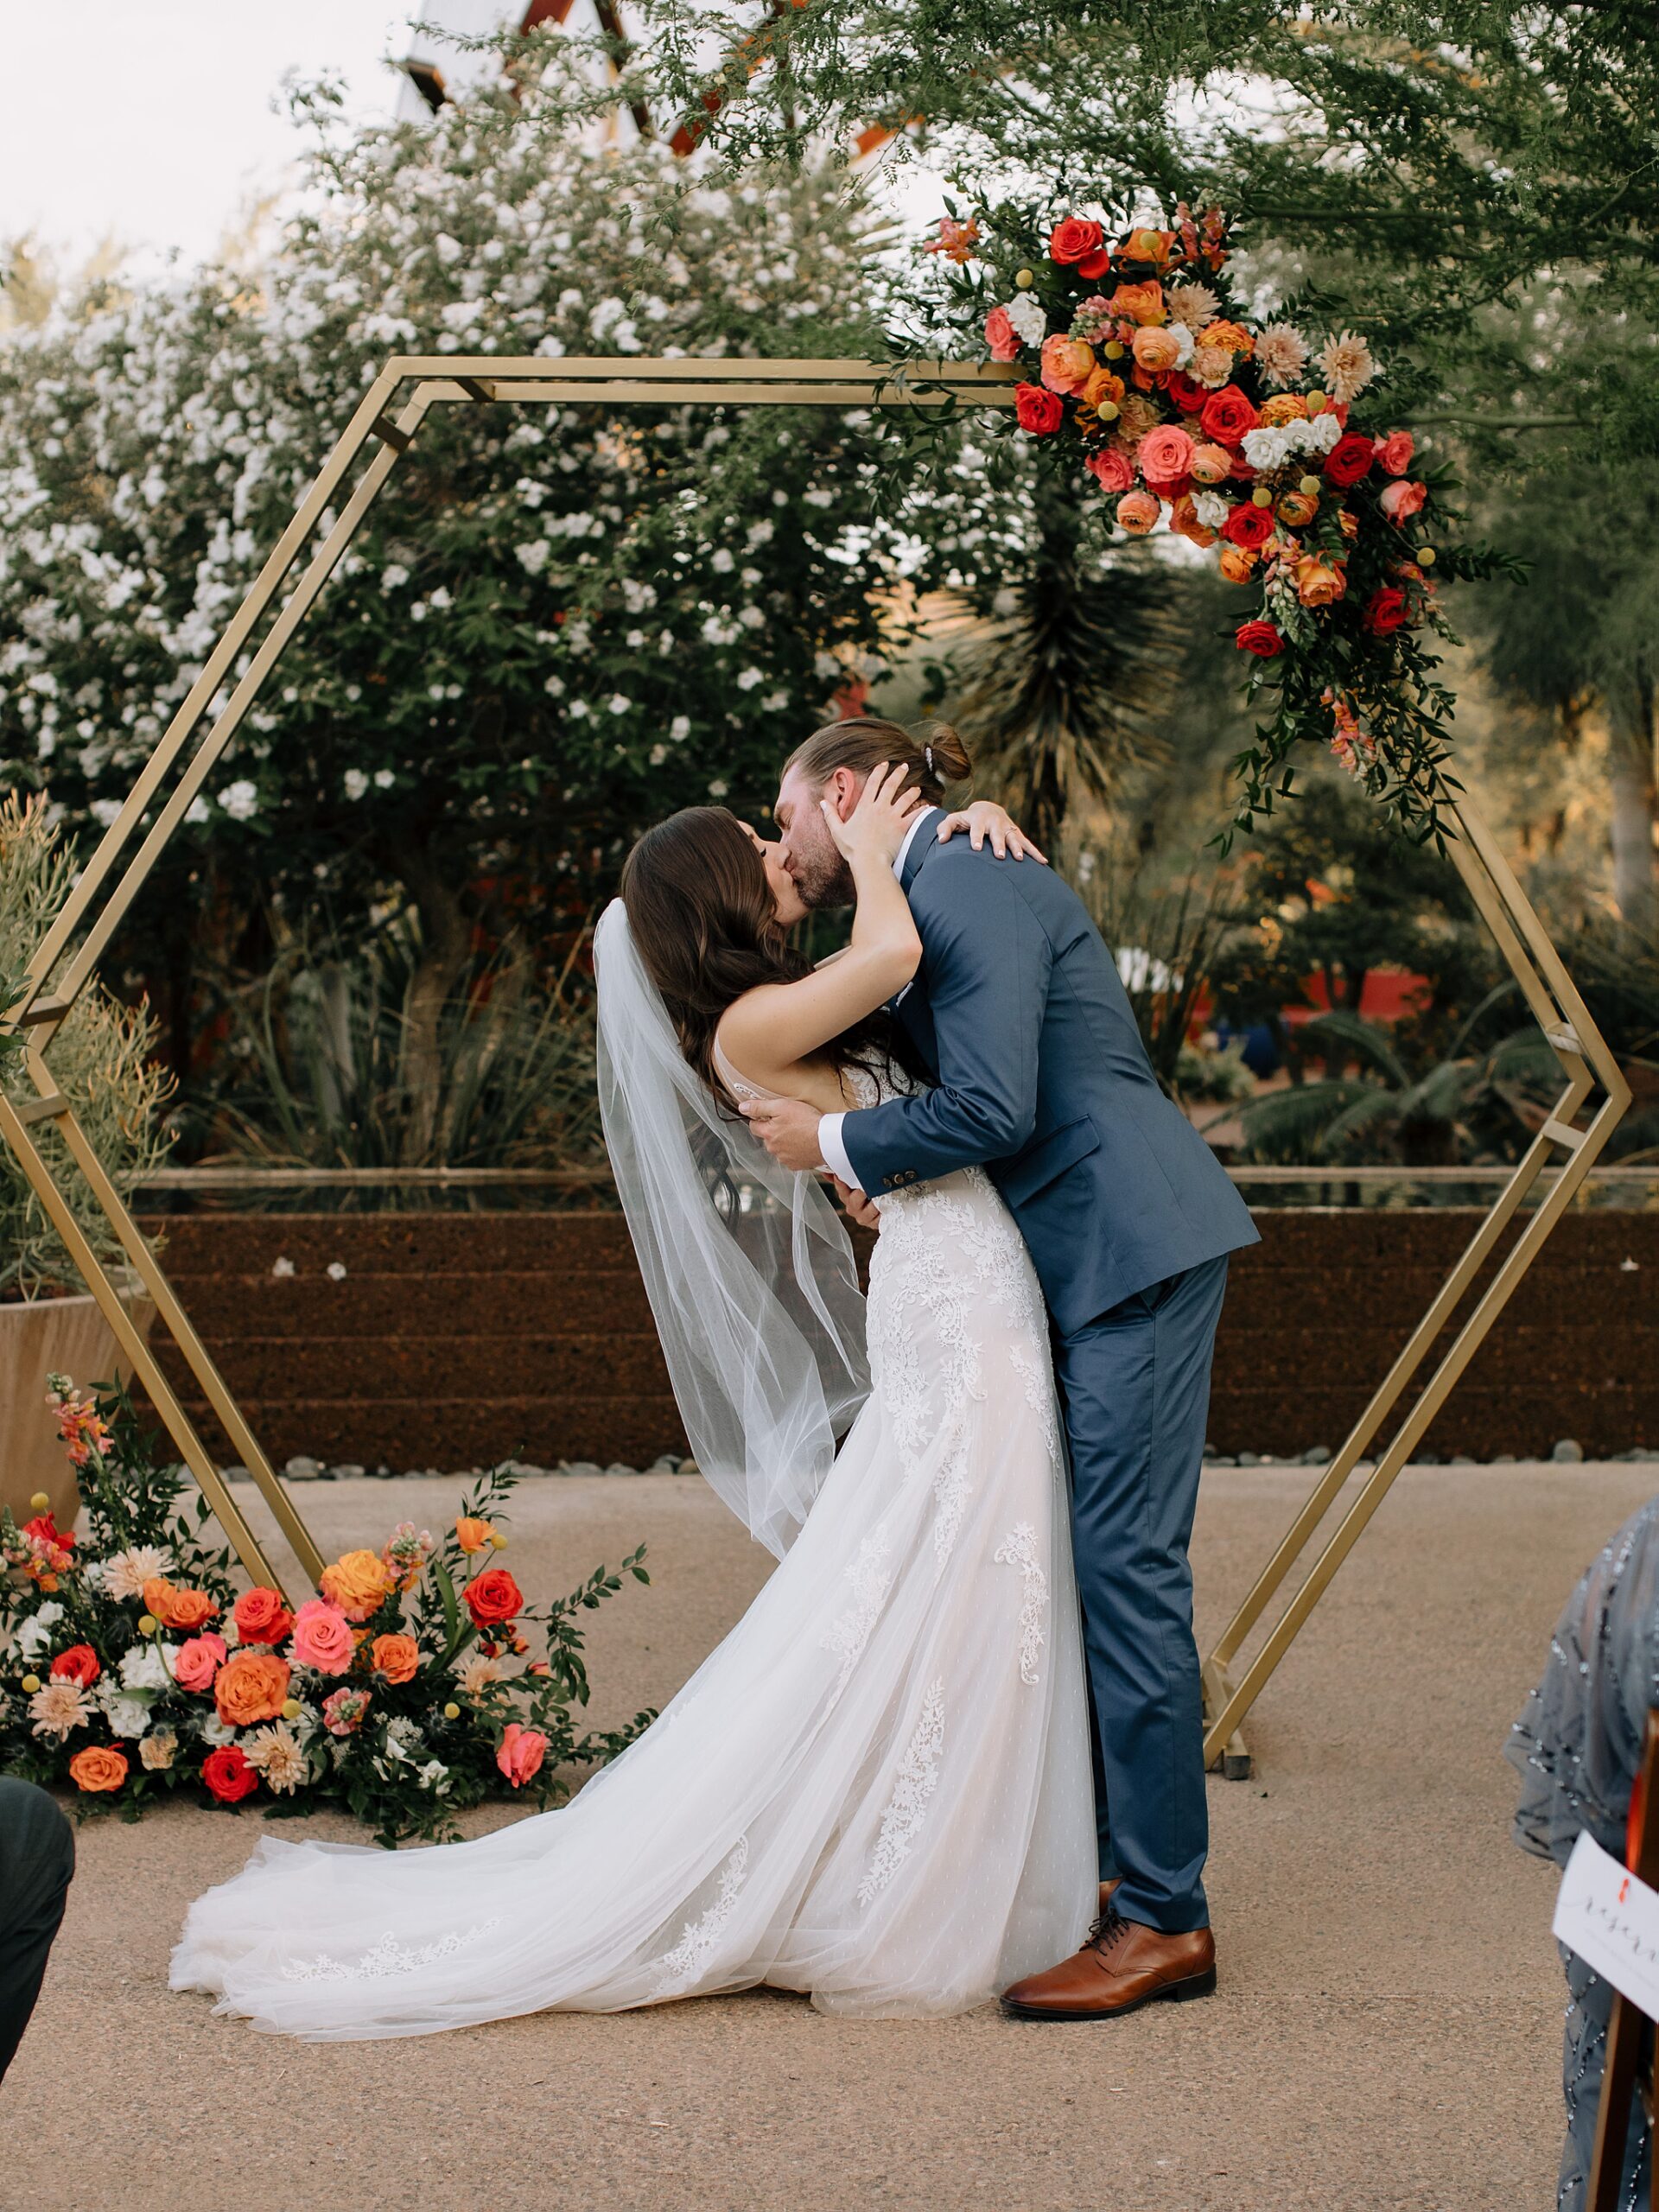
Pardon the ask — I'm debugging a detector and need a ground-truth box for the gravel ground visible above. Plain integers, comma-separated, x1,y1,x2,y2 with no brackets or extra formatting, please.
10,1459,1650,2212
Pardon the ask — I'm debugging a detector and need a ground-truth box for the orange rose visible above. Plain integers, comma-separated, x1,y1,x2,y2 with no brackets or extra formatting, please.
69,1745,129,1793
1217,543,1259,583
1120,226,1177,270
1115,489,1162,536
1188,442,1234,486
319,1548,394,1623
1276,490,1319,528
1259,392,1308,426
213,1649,292,1728
1080,366,1126,411
1130,324,1185,373
1197,318,1255,357
1296,556,1348,607
1168,493,1217,549
454,1516,496,1554
1106,280,1166,327
142,1577,218,1632
370,1632,420,1685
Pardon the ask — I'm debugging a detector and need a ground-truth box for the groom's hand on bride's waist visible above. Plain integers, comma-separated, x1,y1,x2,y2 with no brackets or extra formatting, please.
831,1178,881,1231
741,1096,826,1173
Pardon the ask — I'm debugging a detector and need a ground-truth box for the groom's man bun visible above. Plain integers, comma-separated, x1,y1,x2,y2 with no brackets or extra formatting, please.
785,715,973,808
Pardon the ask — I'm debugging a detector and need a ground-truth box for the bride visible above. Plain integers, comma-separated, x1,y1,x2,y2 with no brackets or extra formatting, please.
170,764,1094,2037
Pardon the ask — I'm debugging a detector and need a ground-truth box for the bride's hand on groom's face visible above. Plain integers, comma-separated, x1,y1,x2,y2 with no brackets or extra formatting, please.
821,762,924,868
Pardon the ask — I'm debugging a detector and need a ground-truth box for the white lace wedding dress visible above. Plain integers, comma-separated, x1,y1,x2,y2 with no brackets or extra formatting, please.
170,1063,1094,2037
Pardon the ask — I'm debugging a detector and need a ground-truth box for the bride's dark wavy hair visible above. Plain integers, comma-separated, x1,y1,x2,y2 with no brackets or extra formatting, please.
620,806,917,1107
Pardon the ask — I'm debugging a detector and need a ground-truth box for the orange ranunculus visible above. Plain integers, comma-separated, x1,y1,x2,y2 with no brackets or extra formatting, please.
1130,324,1185,374
454,1516,496,1554
214,1649,292,1728
1276,490,1320,528
1080,365,1125,411
142,1577,219,1633
1120,226,1177,270
1115,489,1162,536
370,1632,420,1685
1259,392,1308,426
1217,543,1259,583
1168,493,1217,549
68,1744,129,1794
1106,279,1166,327
319,1548,394,1623
1296,556,1348,607
1039,333,1096,395
1197,318,1255,358
1188,442,1234,486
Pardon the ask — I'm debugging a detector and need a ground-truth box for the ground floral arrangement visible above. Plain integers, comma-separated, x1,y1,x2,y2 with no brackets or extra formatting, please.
0,1378,652,1845
914,196,1521,838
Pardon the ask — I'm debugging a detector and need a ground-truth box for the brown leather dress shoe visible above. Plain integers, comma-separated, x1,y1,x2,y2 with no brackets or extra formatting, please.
1001,1910,1216,2021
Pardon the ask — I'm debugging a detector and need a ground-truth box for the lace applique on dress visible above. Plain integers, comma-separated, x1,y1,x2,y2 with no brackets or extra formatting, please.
993,1522,1050,1687
822,1523,894,1699
857,1679,945,1906
279,1916,502,1984
651,1836,750,1998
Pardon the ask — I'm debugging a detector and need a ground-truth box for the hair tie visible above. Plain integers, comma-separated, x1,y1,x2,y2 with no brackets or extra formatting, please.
925,745,934,773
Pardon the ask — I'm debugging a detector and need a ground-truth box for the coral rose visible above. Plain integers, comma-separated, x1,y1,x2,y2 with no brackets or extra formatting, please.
289,1597,356,1675
1014,383,1065,436
142,1578,218,1632
1296,556,1348,607
496,1723,548,1789
1198,385,1259,447
463,1567,524,1629
1323,432,1376,488
454,1516,496,1554
50,1643,100,1688
1217,543,1259,583
1085,448,1135,494
371,1632,420,1685
173,1631,228,1694
1107,280,1165,326
1137,424,1197,486
201,1744,259,1805
1114,489,1162,536
983,305,1020,361
1130,325,1185,375
1168,494,1217,549
1235,620,1286,658
214,1649,292,1728
1188,442,1234,486
1364,586,1410,634
68,1745,128,1794
232,1586,294,1646
1375,429,1415,477
1378,479,1429,525
1221,502,1276,550
1048,217,1110,280
1039,333,1096,395
320,1548,394,1623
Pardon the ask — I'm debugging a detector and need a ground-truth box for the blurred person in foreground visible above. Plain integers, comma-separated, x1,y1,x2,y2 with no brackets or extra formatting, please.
0,1776,74,2081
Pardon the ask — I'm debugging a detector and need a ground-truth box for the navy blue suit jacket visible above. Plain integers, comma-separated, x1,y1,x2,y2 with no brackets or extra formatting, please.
839,811,1259,1336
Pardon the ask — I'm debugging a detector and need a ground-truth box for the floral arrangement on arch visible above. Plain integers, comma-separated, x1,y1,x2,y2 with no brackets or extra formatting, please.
916,197,1519,836
0,1377,652,1847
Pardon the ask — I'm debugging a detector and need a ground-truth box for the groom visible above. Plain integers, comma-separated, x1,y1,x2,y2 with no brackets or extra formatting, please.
743,715,1259,2020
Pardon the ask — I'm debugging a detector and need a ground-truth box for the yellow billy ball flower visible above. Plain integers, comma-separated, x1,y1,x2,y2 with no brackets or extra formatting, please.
442,1700,461,1720
1102,340,1125,360
1305,388,1327,412
281,1699,302,1721
1299,475,1322,498
1096,400,1120,422
138,1613,160,1636
1014,267,1033,289
489,1532,508,1550
1419,546,1437,566
1251,486,1274,509
20,1673,41,1695
29,1491,50,1513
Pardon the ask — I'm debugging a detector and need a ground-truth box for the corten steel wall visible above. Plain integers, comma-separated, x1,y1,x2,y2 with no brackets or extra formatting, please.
134,1208,1659,1469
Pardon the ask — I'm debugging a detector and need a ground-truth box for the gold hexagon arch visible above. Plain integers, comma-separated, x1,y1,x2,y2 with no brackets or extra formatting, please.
0,353,1631,1778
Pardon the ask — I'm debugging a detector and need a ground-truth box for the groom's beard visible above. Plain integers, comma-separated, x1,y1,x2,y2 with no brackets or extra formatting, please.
790,843,856,912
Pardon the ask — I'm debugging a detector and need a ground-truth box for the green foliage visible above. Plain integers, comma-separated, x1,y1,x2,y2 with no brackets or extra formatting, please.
1076,849,1232,1096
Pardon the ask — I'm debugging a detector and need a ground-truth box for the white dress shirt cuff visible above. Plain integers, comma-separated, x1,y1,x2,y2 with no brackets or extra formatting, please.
817,1111,858,1191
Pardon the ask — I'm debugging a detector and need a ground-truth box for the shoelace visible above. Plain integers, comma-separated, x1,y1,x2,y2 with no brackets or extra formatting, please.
1084,1907,1130,1955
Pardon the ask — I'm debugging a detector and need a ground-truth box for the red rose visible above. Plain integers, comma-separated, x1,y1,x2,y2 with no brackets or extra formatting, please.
22,1515,73,1554
49,1643,101,1688
232,1586,295,1647
1364,586,1410,634
463,1566,524,1629
201,1745,259,1805
1047,218,1110,281
1164,371,1210,414
1324,432,1376,488
1014,383,1065,436
1221,503,1277,550
1198,385,1259,447
1235,620,1286,658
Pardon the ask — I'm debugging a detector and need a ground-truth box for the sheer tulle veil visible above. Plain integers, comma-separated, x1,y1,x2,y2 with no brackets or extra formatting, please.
592,899,869,1557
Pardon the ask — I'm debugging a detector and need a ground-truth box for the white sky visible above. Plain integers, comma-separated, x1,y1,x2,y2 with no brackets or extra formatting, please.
0,2,422,277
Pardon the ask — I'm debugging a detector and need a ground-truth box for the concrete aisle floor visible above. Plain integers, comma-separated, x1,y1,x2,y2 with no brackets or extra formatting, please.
8,1461,1649,2212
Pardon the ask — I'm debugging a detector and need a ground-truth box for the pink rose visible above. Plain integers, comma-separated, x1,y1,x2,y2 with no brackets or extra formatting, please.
1039,333,1096,395
1115,488,1162,536
983,305,1020,362
289,1597,355,1676
173,1631,228,1694
1137,423,1197,486
1085,448,1135,494
1377,478,1428,526
496,1723,548,1789
1374,429,1414,477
